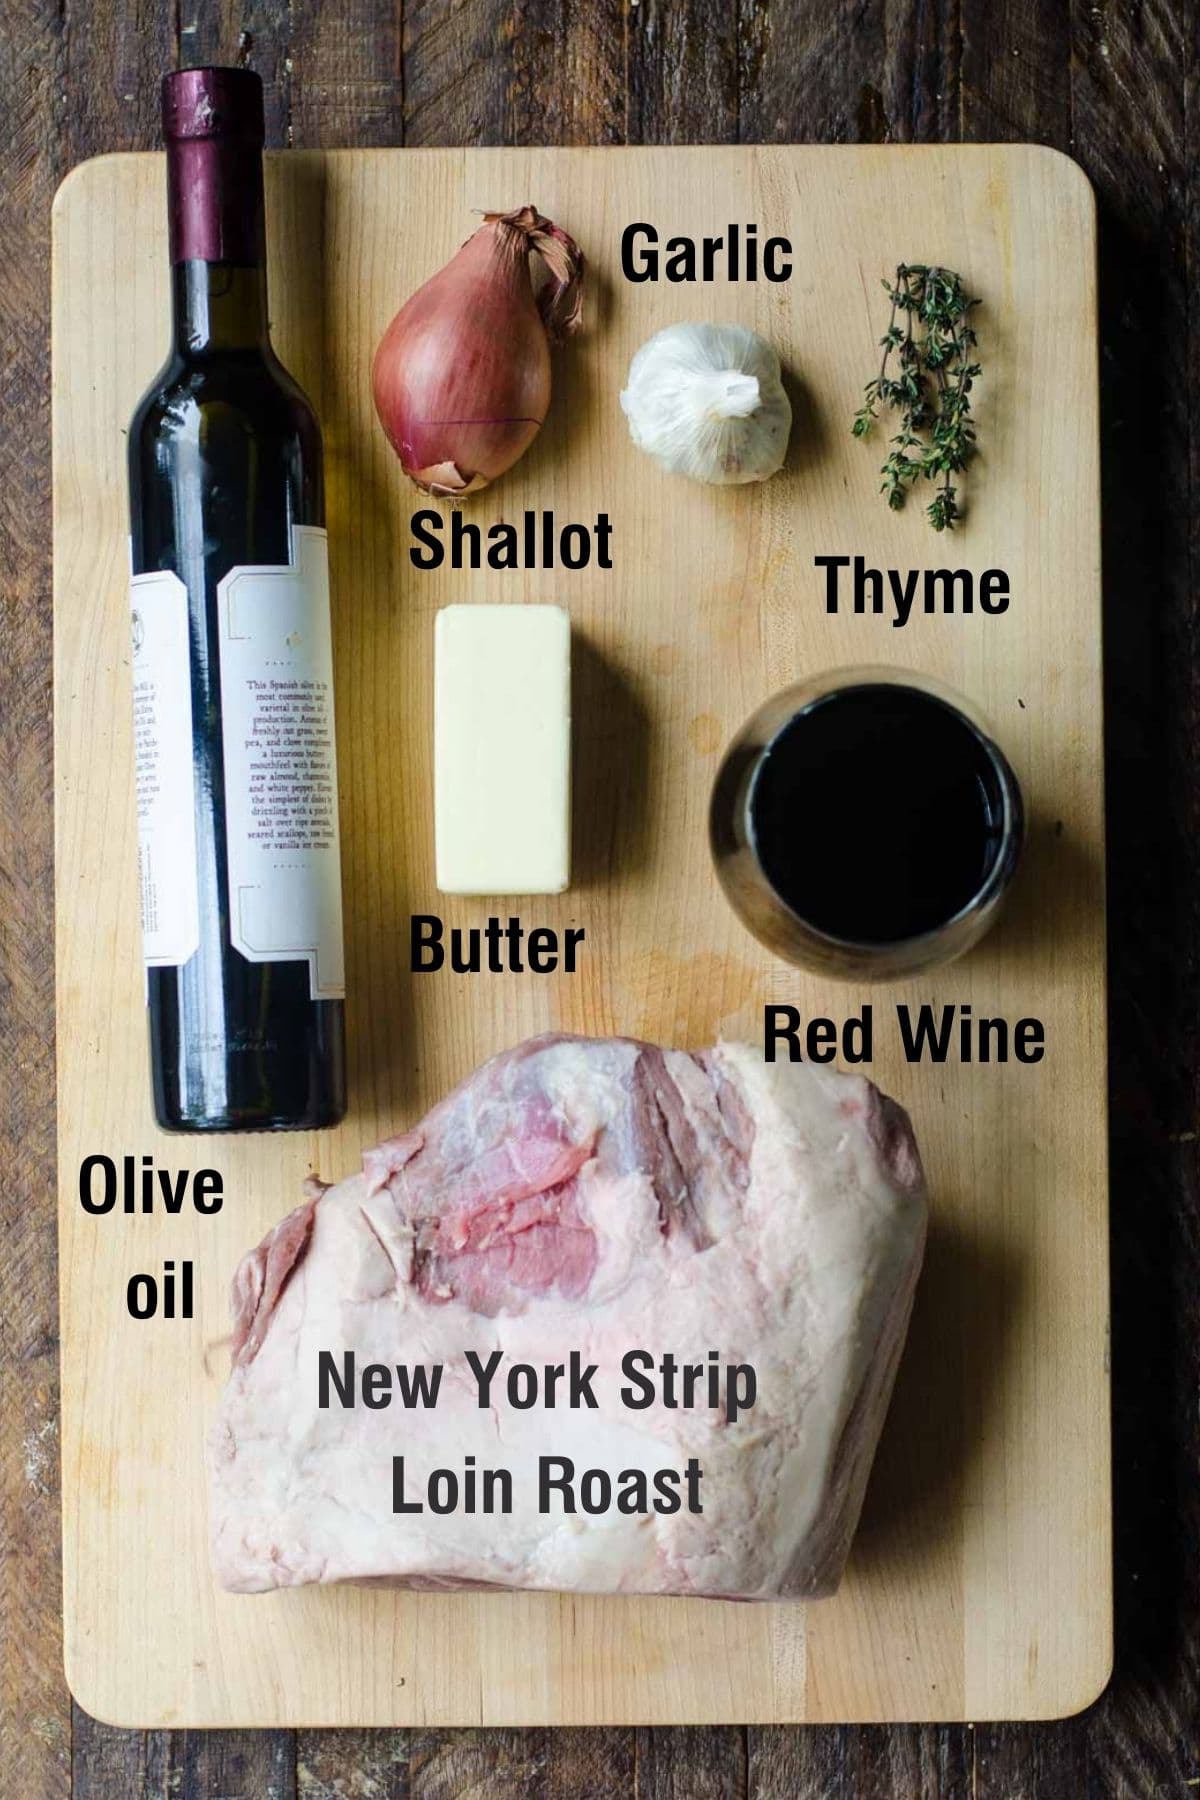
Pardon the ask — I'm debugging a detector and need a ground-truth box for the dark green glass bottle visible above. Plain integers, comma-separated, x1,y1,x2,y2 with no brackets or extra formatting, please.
128,66,346,1132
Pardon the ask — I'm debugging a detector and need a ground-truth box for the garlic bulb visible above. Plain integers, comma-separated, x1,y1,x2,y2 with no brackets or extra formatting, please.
619,322,792,485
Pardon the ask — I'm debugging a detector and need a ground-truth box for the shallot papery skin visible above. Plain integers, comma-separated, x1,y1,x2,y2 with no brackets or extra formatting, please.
372,205,584,497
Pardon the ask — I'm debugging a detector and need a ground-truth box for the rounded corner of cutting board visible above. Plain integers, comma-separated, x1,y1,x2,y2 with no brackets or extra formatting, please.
1035,1630,1115,1723
1010,140,1098,210
64,1633,167,1733
52,149,156,226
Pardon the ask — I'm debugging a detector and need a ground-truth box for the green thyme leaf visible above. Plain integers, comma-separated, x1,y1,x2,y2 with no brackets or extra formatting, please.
853,264,982,530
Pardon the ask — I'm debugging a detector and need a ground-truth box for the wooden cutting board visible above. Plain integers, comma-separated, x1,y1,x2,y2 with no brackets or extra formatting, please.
53,145,1109,1727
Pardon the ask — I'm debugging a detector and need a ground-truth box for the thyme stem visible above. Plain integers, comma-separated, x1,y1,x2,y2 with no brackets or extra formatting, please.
852,262,981,531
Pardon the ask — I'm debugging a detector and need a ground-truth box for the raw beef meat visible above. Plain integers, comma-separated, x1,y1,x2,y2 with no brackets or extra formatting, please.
210,1034,927,1600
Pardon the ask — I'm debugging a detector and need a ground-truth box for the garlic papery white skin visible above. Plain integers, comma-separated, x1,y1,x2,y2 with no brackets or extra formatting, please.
619,322,792,485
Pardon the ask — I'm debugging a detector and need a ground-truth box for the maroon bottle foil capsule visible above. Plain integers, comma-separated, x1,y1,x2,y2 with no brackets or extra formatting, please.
163,66,266,266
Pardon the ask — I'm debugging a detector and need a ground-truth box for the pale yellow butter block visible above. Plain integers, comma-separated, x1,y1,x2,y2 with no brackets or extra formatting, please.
434,604,571,895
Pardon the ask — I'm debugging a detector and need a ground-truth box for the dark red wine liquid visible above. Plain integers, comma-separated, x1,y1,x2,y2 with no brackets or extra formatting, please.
749,684,1007,944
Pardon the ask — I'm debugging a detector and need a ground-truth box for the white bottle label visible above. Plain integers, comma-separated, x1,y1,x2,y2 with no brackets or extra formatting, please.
216,525,346,1000
130,569,201,968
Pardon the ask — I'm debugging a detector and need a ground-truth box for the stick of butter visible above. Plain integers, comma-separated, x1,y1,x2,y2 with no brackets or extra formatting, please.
434,604,571,895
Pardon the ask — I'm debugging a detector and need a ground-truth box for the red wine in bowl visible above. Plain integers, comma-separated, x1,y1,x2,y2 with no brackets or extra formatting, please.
710,673,1024,979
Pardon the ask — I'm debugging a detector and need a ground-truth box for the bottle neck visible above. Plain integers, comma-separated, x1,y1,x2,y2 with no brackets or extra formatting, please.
167,136,269,355
172,261,269,356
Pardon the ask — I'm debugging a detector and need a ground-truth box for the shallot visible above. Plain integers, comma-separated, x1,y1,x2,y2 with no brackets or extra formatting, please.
372,205,585,497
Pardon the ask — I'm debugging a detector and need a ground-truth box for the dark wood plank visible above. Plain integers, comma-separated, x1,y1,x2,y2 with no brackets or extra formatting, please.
0,1,1190,1794
749,1725,972,1798
0,2,75,1797
1070,0,1200,1788
507,0,626,146
402,0,515,148
73,1729,154,1799
635,1726,747,1797
961,0,1072,144
403,0,625,149
59,0,173,159
297,1729,409,1798
409,1726,634,1797
959,0,1198,1795
627,0,738,145
177,2,293,144
970,1722,1092,1799
738,0,962,145
290,1,405,149
166,1731,298,1799
75,1729,298,1800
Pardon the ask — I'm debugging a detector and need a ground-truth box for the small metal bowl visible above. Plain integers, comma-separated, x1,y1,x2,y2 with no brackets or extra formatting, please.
709,667,1025,981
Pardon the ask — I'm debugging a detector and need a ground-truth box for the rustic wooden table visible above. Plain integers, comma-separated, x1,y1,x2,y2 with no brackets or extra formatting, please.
3,2,1196,1794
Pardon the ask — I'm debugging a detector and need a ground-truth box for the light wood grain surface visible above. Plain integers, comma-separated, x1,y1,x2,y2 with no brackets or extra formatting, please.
53,144,1108,1729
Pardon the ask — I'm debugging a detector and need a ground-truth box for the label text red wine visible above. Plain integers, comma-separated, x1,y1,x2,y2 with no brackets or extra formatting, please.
764,1004,1046,1065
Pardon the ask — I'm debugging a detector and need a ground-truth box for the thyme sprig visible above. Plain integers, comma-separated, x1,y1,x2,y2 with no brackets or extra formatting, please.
852,264,981,531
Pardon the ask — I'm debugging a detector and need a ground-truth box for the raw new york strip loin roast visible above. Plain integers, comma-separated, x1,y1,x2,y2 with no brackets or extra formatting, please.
210,1034,927,1600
